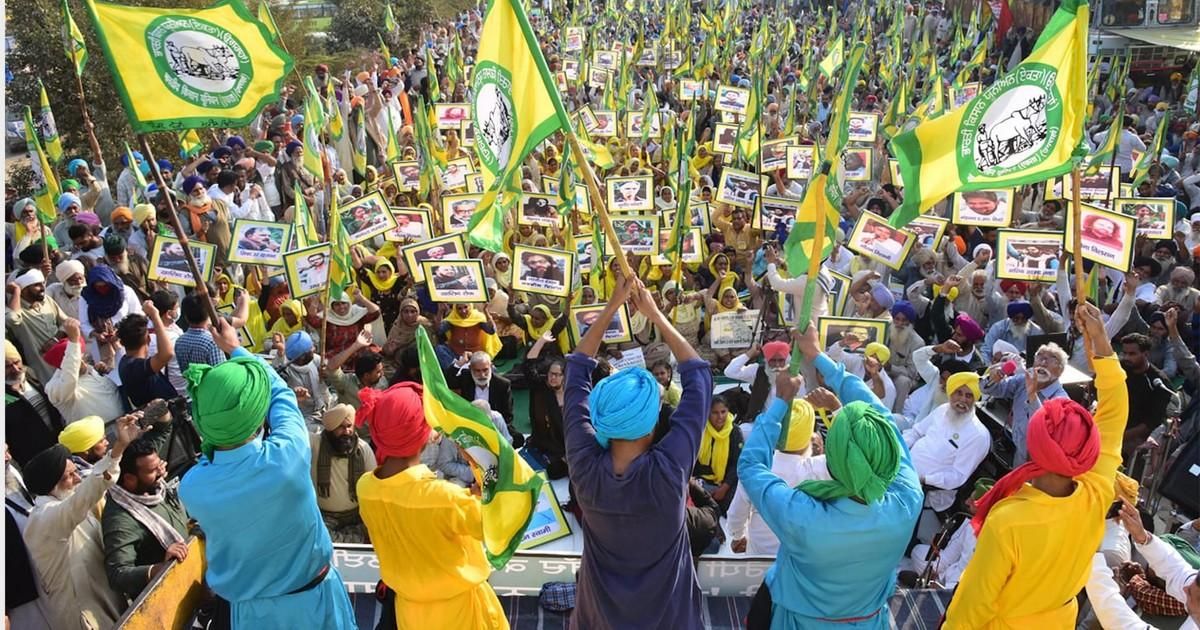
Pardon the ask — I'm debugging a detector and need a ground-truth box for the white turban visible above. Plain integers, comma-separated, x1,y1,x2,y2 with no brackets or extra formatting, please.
14,269,45,289
55,260,85,284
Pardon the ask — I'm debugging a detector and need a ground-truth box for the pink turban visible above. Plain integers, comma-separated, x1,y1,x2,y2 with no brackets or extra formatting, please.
953,313,985,343
762,341,790,362
356,383,430,460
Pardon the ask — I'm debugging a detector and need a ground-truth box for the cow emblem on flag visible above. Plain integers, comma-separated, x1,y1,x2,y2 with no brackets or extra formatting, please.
472,61,517,175
146,16,254,108
958,64,1064,180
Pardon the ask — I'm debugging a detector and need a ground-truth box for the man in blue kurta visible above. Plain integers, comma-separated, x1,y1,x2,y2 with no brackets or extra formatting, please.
739,324,924,628
563,277,713,629
179,320,355,629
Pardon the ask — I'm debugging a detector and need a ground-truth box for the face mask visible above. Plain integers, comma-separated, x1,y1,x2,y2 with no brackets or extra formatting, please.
63,284,83,297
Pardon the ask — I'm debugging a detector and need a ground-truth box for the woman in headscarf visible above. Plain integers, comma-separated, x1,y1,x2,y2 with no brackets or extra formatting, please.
381,298,434,368
655,186,678,213
213,272,243,309
79,264,142,365
662,280,704,345
268,299,306,339
702,280,747,369
256,277,291,330
694,396,744,515
439,303,501,362
523,331,569,479
305,287,382,369
356,256,405,332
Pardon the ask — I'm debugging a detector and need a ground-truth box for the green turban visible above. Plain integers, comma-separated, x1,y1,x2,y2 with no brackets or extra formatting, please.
185,356,272,459
797,401,901,504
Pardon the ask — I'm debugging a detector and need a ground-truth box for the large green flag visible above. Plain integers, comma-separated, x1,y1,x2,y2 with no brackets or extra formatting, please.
1131,112,1168,189
1185,61,1199,115
889,0,1089,228
1083,104,1122,176
468,0,572,252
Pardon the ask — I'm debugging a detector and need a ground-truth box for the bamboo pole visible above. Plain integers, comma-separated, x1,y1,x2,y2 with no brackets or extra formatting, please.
1071,166,1085,302
138,135,222,326
317,150,335,361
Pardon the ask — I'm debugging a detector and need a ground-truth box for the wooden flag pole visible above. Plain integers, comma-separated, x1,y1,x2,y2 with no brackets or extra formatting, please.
138,135,222,327
318,150,335,361
563,130,634,278
1071,166,1085,302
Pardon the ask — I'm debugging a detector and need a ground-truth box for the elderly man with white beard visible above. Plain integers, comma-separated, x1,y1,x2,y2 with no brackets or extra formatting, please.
902,372,991,513
47,260,86,320
982,301,1042,360
982,343,1070,466
887,301,928,413
1155,266,1200,313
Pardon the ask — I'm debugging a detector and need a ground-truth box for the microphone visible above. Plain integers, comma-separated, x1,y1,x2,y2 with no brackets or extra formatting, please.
1001,359,1020,376
1151,378,1176,397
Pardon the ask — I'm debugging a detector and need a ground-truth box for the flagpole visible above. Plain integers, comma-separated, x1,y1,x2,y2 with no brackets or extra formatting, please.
1071,165,1085,302
138,135,222,327
563,130,634,278
318,150,334,361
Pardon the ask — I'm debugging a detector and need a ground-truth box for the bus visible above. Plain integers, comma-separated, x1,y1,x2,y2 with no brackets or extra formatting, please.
1091,0,1199,76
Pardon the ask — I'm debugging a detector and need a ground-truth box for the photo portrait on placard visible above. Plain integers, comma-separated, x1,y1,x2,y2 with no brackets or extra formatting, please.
714,85,750,115
951,82,981,110
888,159,904,187
384,209,431,242
688,201,711,232
1073,204,1136,270
626,111,661,138
996,230,1062,283
636,47,657,67
755,196,800,232
952,189,1013,227
440,158,473,190
606,176,653,212
713,123,738,155
434,103,471,129
590,110,617,137
460,119,476,146
1078,167,1119,201
905,215,949,249
442,193,482,233
759,139,791,172
148,236,216,288
575,236,594,273
679,79,704,101
1115,197,1174,239
402,233,467,283
786,145,815,181
564,27,584,51
513,245,574,298
570,303,632,344
592,49,619,71
561,58,580,81
391,161,420,192
652,228,704,265
841,148,872,181
229,220,291,266
846,112,879,143
519,194,560,228
421,260,487,303
283,243,332,299
716,168,760,209
608,216,659,255
340,191,396,244
818,317,888,354
848,211,915,270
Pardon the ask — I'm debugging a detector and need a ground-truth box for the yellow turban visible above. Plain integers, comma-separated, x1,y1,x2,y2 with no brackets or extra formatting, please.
946,372,981,400
132,203,155,226
782,399,816,452
322,404,355,432
59,416,105,453
864,342,891,364
1115,472,1139,505
4,339,20,363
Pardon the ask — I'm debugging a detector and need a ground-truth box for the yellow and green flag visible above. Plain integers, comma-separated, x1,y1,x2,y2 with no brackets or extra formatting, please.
85,0,293,133
383,4,397,32
256,0,278,40
818,35,844,78
301,77,325,180
24,107,61,225
1084,104,1122,176
889,0,1089,228
415,326,543,568
1131,111,1168,189
292,182,320,247
37,80,63,164
63,0,89,77
329,194,354,292
124,141,149,200
177,129,204,158
468,0,572,251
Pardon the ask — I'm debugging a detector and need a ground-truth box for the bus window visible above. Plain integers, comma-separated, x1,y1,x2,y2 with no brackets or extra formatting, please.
1158,0,1195,23
1101,0,1147,25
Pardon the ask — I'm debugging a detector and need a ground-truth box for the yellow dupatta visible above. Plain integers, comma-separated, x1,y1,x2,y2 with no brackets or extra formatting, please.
697,413,735,483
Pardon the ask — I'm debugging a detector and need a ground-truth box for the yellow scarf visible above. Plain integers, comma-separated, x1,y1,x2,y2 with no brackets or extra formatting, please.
697,413,735,483
365,259,398,293
215,273,240,307
446,307,502,357
268,300,305,339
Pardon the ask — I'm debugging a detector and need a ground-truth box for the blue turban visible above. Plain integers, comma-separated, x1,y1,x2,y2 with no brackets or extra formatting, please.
1007,301,1034,320
181,176,206,195
196,160,218,175
226,135,246,149
57,192,81,212
588,368,661,448
286,140,303,156
291,114,305,129
156,159,174,173
120,150,143,167
67,158,88,175
212,147,232,160
285,331,315,362
892,300,917,322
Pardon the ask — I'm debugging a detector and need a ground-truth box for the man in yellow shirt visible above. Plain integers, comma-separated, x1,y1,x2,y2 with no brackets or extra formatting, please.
355,382,506,629
713,204,761,271
943,302,1128,628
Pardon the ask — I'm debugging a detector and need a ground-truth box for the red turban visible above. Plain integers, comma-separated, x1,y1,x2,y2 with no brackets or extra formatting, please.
971,398,1100,534
356,383,430,461
999,280,1028,295
762,341,790,362
953,313,985,343
42,337,84,370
